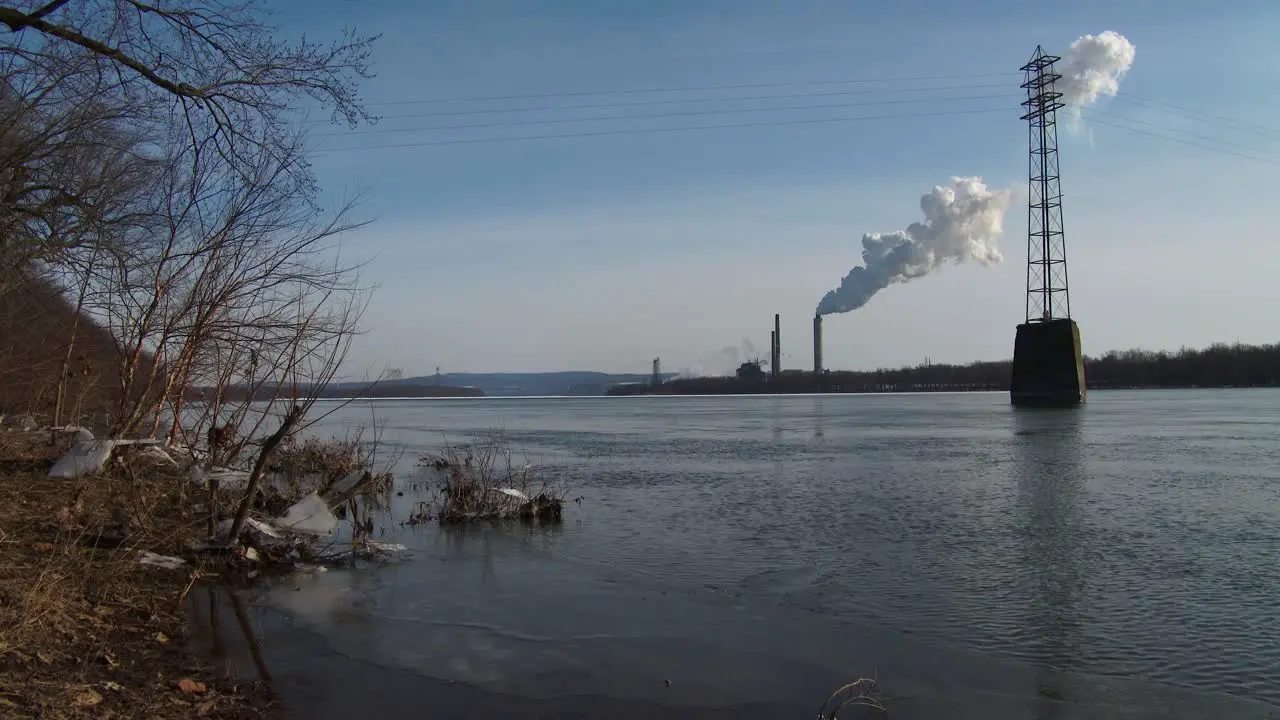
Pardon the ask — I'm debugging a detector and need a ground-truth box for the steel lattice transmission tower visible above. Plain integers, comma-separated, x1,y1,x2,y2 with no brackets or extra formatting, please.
1020,46,1071,323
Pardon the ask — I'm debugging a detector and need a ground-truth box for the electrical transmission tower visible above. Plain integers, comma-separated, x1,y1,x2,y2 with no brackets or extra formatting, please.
1020,47,1071,323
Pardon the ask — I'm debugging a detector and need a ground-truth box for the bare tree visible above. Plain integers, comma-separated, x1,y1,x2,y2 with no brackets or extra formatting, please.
0,47,164,289
0,0,376,187
63,115,371,542
0,1,381,549
0,0,378,288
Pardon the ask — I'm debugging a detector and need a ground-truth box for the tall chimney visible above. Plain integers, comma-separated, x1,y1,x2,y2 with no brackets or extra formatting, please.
773,313,781,376
813,313,823,375
769,330,776,373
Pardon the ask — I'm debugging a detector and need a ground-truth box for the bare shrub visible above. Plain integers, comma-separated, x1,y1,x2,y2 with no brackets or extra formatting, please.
418,436,566,525
259,422,397,512
817,676,887,719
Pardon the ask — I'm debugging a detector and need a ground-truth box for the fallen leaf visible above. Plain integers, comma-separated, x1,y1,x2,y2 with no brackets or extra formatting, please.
177,678,207,694
70,687,103,707
30,542,54,552
103,681,124,692
154,631,169,644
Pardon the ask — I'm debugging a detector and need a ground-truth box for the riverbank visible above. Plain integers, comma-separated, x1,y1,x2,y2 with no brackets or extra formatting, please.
0,431,277,719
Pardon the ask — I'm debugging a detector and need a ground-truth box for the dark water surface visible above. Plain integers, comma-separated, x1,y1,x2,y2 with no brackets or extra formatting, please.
205,390,1280,718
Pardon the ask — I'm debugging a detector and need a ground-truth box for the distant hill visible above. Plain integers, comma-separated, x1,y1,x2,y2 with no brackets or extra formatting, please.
214,381,484,401
339,371,674,397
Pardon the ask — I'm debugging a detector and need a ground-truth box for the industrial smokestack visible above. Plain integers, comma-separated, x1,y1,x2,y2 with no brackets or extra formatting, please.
813,313,823,375
769,330,776,373
773,313,781,376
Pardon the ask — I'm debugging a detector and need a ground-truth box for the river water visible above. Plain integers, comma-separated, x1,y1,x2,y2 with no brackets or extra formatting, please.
199,390,1280,719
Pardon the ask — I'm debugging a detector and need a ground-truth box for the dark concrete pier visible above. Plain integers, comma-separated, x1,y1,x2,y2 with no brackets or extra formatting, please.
1010,318,1086,406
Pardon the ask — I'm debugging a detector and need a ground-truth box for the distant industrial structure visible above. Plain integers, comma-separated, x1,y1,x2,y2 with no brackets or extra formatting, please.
770,313,781,376
651,357,662,387
619,46,1093,400
1009,46,1086,407
813,313,823,375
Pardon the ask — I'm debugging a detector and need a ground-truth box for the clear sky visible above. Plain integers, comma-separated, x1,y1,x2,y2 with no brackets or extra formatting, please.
281,0,1280,377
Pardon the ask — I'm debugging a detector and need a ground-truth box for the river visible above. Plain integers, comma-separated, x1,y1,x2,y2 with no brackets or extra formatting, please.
194,390,1280,719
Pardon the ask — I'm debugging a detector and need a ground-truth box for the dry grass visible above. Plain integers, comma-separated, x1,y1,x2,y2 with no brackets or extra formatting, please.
417,437,567,525
0,431,276,718
255,424,396,515
816,675,888,719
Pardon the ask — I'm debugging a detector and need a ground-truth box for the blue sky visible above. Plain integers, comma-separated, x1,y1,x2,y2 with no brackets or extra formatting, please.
282,0,1280,376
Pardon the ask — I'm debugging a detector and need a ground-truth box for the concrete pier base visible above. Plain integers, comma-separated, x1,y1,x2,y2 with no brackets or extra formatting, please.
1010,318,1086,407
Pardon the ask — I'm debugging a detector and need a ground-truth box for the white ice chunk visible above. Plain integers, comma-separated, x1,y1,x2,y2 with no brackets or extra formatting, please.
139,445,177,465
326,470,365,498
189,465,251,490
51,426,94,442
137,551,185,569
276,493,338,536
49,439,117,479
216,516,282,540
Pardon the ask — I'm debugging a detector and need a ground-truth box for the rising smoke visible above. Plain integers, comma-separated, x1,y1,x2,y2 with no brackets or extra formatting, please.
1058,30,1136,113
675,340,760,379
814,31,1134,317
816,177,1012,316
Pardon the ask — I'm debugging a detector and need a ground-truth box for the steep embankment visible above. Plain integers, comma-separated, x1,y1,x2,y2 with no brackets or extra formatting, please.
0,273,126,425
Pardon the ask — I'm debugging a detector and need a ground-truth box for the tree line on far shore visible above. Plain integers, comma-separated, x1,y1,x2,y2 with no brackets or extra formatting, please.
634,341,1280,394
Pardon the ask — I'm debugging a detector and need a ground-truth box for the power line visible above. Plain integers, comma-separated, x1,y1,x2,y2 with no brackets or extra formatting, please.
311,82,1013,126
314,69,1280,167
315,93,1016,138
1088,112,1280,166
312,106,1016,154
1115,94,1280,140
357,71,1021,108
1093,107,1280,161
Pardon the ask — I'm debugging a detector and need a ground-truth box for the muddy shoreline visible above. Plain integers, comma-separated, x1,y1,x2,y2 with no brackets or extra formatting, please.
0,432,278,718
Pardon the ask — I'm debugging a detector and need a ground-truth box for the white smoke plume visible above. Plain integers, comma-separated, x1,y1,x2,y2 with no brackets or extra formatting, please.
673,341,762,379
816,177,1012,316
1058,31,1136,111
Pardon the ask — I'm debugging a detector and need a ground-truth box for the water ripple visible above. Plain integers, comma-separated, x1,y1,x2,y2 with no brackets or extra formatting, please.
310,390,1280,711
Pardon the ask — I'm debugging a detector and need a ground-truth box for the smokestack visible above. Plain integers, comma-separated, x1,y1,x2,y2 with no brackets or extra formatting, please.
769,330,776,373
813,313,823,375
773,313,781,376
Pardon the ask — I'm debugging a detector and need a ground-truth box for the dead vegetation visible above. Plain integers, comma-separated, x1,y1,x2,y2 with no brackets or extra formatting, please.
0,419,403,718
0,432,276,718
414,438,569,525
261,426,397,516
817,675,888,719
0,0,384,715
